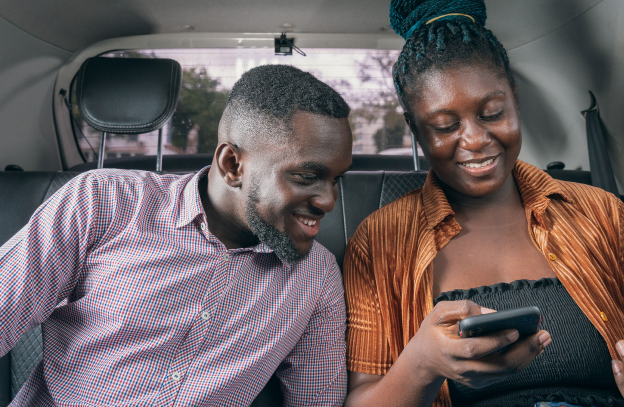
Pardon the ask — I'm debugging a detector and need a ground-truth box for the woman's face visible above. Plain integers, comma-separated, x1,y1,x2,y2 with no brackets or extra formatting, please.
407,64,521,198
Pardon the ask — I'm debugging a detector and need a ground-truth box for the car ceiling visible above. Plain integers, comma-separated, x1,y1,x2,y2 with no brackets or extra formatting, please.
0,0,604,52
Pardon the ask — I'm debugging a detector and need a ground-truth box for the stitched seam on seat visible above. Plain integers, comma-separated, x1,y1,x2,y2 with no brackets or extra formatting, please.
378,171,387,209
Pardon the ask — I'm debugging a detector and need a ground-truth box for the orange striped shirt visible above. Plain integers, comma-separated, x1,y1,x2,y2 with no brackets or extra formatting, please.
344,160,624,406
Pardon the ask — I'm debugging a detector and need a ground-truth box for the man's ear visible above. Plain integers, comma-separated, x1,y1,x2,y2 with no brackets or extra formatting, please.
214,142,244,188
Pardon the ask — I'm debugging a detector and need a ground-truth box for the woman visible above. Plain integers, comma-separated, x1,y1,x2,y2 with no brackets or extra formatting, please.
343,1,624,406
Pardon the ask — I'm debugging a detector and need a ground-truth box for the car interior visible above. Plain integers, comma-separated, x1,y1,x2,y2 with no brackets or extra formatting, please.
0,0,623,405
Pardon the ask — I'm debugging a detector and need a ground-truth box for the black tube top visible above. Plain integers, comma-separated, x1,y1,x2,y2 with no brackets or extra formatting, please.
434,278,624,407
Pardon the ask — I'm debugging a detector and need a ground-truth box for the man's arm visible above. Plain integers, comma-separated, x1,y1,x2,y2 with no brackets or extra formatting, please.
0,173,102,355
275,259,347,407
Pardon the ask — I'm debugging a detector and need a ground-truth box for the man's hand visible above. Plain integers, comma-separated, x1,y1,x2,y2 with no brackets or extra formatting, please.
612,340,624,396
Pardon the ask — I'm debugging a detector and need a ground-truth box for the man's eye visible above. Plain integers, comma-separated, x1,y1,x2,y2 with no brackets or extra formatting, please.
332,175,344,185
481,110,504,121
294,173,318,184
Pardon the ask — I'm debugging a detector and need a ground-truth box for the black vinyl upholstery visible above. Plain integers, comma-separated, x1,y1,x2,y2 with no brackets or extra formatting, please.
75,57,182,134
68,154,425,173
0,172,81,402
0,167,595,406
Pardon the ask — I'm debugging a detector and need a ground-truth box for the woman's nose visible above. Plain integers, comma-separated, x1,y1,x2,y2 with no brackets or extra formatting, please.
459,120,492,151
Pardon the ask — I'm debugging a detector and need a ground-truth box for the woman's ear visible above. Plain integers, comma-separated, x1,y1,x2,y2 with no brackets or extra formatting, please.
214,142,244,188
403,112,421,144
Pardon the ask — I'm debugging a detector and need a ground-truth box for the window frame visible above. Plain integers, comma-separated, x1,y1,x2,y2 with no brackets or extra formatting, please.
53,32,404,170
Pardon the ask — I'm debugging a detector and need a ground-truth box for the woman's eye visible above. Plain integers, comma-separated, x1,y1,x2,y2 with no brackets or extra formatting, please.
433,123,459,133
481,110,504,121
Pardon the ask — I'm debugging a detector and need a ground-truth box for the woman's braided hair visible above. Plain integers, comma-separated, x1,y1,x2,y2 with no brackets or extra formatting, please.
390,0,515,111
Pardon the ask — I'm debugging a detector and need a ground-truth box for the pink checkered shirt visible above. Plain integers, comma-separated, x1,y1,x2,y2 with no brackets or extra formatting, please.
0,167,347,406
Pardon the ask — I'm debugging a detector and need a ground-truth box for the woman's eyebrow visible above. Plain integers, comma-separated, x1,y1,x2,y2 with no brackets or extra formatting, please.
479,90,506,104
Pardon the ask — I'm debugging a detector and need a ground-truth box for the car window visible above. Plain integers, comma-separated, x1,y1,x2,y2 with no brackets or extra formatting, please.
69,48,425,163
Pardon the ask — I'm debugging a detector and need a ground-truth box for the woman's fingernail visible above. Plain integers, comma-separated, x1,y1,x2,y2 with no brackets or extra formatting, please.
538,332,551,345
543,338,552,347
480,307,496,314
617,341,624,356
613,360,622,374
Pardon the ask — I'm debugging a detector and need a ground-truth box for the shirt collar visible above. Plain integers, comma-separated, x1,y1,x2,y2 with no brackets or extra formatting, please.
175,166,211,229
512,159,574,211
174,166,276,255
421,160,574,230
421,170,455,230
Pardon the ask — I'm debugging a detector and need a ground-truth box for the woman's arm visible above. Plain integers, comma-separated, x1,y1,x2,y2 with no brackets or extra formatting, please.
611,201,624,396
346,300,551,407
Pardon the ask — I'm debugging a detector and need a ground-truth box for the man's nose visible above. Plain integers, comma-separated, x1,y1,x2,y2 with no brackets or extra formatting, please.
459,120,492,151
310,182,338,214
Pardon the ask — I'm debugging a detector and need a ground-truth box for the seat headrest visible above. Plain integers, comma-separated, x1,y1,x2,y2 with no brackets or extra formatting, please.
75,57,182,134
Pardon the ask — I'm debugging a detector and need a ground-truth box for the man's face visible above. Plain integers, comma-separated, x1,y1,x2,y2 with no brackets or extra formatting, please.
243,112,352,263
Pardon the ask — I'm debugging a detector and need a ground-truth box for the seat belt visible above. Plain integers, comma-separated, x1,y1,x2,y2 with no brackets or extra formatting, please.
581,91,619,196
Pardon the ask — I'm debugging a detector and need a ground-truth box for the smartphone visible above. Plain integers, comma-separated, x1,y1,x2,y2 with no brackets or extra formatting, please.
458,306,541,338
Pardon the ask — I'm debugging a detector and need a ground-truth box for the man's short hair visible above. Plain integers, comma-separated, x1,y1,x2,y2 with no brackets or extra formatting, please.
231,64,349,117
220,65,350,146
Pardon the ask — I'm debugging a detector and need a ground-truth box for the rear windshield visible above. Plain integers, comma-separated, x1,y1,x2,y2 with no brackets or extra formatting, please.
70,48,423,162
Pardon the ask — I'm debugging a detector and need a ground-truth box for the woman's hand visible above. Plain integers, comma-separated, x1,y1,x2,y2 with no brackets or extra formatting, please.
612,340,624,396
346,300,552,407
405,300,552,389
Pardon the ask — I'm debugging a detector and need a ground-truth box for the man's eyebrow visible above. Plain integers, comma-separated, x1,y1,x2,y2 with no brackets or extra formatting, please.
298,162,332,173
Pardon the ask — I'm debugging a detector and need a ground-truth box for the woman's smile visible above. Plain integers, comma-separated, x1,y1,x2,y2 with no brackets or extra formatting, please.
458,154,500,176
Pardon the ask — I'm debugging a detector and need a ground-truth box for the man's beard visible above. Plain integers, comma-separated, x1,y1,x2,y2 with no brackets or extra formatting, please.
244,183,308,264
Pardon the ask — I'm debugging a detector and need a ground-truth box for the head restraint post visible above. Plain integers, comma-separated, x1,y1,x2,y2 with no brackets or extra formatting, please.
156,128,163,172
97,132,107,169
410,131,419,171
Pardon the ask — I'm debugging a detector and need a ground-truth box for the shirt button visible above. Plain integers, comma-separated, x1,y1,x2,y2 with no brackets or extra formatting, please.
201,311,210,320
200,222,207,231
223,253,230,261
601,311,608,322
171,372,182,381
548,253,557,261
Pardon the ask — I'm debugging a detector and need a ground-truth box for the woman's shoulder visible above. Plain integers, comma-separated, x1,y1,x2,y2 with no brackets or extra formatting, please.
515,160,622,215
552,177,623,215
350,187,425,243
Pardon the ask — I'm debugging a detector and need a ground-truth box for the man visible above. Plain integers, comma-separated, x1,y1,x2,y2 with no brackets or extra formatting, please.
0,64,352,406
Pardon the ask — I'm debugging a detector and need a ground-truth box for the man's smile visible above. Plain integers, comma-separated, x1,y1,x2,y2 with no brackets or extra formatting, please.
293,214,322,239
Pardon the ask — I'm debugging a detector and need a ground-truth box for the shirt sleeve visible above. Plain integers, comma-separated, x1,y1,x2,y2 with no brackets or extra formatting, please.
0,172,103,355
276,258,347,407
343,220,393,375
